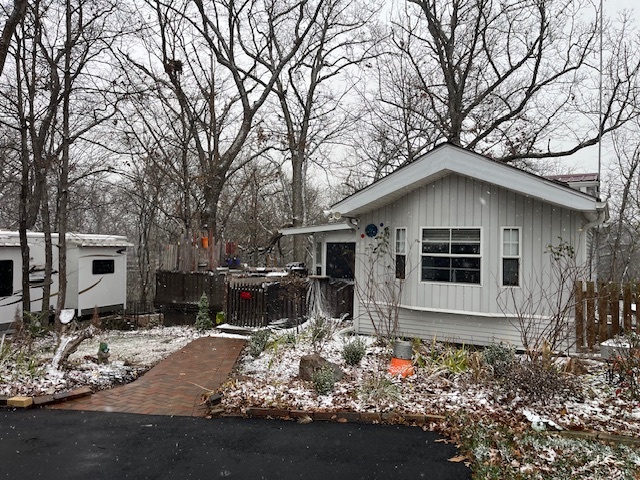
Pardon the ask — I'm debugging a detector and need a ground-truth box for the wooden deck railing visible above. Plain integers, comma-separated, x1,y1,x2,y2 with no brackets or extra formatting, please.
574,281,639,351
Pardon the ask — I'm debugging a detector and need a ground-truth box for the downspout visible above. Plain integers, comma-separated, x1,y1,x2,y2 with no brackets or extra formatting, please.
578,201,608,282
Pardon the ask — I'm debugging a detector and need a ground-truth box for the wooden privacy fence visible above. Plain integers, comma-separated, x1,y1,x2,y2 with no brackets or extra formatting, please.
575,281,639,351
155,271,355,328
226,281,307,328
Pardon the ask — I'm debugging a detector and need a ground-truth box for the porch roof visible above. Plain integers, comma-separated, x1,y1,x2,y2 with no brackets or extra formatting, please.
280,222,354,236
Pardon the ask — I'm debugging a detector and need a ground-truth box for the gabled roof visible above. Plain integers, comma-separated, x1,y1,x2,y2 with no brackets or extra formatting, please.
332,143,606,221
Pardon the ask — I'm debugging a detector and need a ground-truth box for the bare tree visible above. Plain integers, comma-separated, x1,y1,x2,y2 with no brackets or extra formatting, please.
0,0,27,76
0,0,132,322
600,123,640,283
360,0,640,170
125,0,327,263
266,0,378,261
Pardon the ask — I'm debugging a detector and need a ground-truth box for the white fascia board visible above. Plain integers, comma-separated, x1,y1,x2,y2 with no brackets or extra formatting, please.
332,145,600,217
280,223,354,236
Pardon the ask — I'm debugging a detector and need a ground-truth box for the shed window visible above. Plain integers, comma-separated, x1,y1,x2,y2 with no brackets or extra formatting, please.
395,228,406,279
92,259,115,275
0,260,13,296
421,228,481,284
502,228,520,287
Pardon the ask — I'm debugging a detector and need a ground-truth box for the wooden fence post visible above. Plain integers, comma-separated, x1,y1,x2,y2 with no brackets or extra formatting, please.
610,283,620,337
586,282,596,350
575,281,584,352
597,282,608,343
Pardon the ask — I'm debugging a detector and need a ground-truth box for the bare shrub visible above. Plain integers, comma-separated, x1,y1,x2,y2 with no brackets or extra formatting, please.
494,358,582,405
498,238,586,358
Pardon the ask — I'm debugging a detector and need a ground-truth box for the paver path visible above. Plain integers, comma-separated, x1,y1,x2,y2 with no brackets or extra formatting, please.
50,337,246,417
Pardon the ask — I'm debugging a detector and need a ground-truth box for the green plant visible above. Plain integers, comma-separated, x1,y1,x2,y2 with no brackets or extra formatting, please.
249,329,271,358
359,373,402,405
195,293,213,332
342,338,367,366
215,311,225,325
432,344,470,374
308,316,333,353
311,365,335,395
482,343,516,378
22,310,48,338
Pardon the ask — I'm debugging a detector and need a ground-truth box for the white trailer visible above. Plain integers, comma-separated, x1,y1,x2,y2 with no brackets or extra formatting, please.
0,231,131,328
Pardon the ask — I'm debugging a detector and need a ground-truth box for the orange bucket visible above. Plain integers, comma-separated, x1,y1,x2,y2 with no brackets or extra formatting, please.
388,357,414,377
201,237,209,248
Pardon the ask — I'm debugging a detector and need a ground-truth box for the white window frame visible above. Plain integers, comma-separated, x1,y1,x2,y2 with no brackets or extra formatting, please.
501,227,521,288
315,240,323,276
395,227,407,279
420,227,482,285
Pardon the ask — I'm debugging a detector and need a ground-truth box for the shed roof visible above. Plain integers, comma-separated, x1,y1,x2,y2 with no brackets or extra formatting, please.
331,143,606,221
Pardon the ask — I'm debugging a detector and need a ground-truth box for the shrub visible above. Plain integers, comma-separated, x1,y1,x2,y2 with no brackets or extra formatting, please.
482,343,515,378
342,338,366,366
496,358,581,404
249,329,271,358
433,344,470,374
359,373,402,405
308,316,334,353
195,293,213,332
611,333,640,403
311,365,335,395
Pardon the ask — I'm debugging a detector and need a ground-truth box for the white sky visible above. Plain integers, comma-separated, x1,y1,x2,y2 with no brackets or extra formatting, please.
567,0,638,175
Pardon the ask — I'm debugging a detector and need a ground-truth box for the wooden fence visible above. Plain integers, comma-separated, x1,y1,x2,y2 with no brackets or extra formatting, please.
225,281,307,328
154,271,355,328
575,281,639,351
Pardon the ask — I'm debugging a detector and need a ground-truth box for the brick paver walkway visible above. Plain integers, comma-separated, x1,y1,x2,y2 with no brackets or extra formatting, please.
50,337,246,417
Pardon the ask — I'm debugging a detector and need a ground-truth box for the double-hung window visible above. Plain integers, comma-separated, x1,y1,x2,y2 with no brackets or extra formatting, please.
502,227,520,287
395,228,406,279
421,228,481,284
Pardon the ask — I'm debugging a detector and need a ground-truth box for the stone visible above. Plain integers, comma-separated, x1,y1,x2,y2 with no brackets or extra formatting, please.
298,353,344,382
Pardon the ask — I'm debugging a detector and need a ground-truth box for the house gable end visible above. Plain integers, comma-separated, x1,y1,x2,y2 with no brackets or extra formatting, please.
332,144,603,220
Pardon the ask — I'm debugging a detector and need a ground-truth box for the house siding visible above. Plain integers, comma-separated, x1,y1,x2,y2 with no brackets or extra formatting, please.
352,173,590,347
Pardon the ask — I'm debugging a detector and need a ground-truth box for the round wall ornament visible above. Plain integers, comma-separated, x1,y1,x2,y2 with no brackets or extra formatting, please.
365,223,378,237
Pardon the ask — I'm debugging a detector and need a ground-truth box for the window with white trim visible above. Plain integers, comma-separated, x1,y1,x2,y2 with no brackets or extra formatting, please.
502,227,520,287
395,228,406,279
421,228,481,284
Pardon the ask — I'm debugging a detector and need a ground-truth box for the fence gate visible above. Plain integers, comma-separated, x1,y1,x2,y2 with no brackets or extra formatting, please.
574,281,639,352
225,281,307,328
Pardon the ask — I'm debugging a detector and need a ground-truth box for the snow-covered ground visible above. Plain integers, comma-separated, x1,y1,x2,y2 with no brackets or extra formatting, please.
0,326,239,397
2,319,639,477
222,320,640,440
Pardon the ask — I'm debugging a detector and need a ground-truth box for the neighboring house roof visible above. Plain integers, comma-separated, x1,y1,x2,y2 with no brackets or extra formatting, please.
331,143,607,221
545,173,599,183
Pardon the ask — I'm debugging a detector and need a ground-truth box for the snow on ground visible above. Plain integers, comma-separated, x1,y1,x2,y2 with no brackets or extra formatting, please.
2,319,639,441
221,319,640,441
0,326,208,397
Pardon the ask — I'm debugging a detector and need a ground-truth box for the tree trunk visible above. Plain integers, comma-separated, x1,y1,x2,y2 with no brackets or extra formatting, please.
291,150,305,262
54,0,72,327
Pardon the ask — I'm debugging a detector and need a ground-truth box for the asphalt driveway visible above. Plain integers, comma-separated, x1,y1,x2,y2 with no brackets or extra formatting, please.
1,409,471,479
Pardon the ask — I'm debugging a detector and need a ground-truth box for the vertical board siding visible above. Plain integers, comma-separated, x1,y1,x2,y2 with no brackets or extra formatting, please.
353,172,588,344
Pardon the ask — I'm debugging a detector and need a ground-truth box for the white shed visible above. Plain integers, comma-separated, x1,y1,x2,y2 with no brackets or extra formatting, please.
282,143,608,349
0,231,131,328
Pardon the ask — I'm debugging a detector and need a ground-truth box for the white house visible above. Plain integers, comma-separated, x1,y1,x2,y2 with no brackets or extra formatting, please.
282,143,607,349
0,231,131,329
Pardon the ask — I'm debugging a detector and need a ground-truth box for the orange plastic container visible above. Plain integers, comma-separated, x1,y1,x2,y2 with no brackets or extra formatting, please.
388,357,414,377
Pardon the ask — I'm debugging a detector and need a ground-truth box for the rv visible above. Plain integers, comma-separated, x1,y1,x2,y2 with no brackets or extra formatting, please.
0,231,131,329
